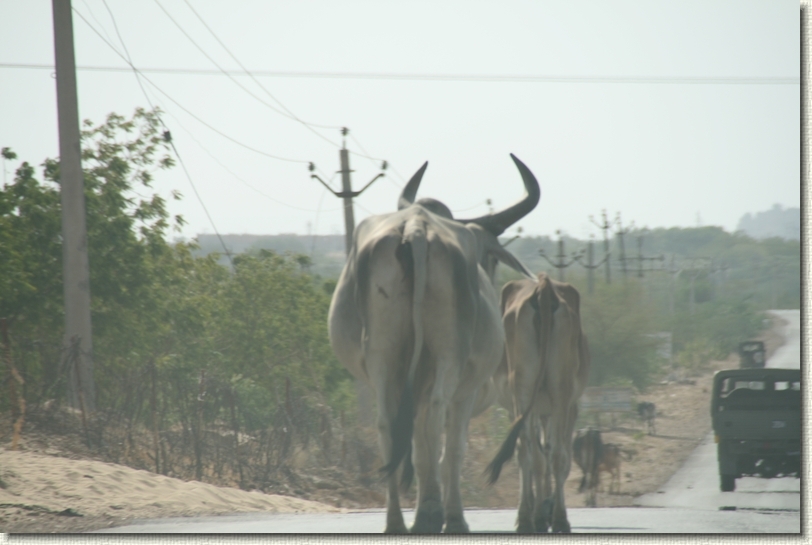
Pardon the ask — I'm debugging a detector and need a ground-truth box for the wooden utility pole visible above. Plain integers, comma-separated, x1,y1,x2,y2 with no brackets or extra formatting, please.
53,0,95,411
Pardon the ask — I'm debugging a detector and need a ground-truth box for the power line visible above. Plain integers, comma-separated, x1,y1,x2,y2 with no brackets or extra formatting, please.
101,0,156,113
73,8,393,246
160,104,342,214
152,0,342,151
168,0,401,178
1,62,799,85
96,4,352,219
348,133,402,189
71,9,310,165
86,2,233,263
179,0,341,133
78,0,116,46
166,133,234,267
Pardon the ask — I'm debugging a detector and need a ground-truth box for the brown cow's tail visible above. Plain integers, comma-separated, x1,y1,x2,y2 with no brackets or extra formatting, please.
485,276,553,485
379,218,427,491
485,411,528,484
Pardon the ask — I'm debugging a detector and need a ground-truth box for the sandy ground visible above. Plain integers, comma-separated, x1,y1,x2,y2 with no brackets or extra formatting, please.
0,448,338,533
0,314,786,533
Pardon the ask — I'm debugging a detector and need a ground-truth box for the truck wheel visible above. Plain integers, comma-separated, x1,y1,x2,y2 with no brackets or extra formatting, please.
720,474,736,492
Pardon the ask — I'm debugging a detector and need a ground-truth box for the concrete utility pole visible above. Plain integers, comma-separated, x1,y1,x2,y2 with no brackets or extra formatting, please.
589,210,613,285
310,128,386,256
339,145,355,256
538,230,583,282
633,233,665,279
309,129,386,427
53,0,95,411
614,212,633,283
578,234,608,295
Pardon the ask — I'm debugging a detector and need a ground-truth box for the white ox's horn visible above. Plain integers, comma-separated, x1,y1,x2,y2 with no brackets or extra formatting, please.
459,154,540,236
397,161,429,210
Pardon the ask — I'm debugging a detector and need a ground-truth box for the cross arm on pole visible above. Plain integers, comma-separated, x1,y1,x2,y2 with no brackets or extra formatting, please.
310,173,342,197
538,248,585,269
351,172,385,197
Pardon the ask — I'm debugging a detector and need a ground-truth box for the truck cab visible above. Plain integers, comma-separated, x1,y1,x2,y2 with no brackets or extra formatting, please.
711,368,800,491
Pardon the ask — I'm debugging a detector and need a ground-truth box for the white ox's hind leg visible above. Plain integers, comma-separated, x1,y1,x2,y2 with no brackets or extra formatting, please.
363,235,412,533
440,395,476,533
374,389,408,534
368,352,409,534
410,386,446,533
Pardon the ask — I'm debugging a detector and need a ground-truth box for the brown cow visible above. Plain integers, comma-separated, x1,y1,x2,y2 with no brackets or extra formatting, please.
486,274,590,533
637,401,656,435
572,428,602,507
598,442,623,494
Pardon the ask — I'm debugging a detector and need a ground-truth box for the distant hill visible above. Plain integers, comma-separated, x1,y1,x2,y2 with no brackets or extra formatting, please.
736,204,800,241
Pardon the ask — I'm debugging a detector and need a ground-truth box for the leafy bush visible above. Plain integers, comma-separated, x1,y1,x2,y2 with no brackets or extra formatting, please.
577,281,661,390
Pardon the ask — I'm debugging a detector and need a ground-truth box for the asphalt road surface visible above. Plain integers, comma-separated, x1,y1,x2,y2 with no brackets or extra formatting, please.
766,309,801,370
96,310,803,534
94,506,798,533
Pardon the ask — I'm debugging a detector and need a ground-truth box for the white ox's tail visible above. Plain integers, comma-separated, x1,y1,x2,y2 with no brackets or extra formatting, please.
380,217,427,489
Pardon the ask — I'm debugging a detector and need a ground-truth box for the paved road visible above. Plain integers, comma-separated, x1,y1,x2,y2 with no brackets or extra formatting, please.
94,506,798,533
635,432,800,512
95,309,803,534
766,309,801,369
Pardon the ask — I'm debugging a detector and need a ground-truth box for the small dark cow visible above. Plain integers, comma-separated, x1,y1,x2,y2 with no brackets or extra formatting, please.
637,401,656,435
572,428,602,507
598,443,623,494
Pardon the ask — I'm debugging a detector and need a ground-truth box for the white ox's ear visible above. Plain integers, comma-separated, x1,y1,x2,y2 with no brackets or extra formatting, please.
484,237,536,280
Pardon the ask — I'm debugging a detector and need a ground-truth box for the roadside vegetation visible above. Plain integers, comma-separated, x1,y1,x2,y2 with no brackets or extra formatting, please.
0,108,799,501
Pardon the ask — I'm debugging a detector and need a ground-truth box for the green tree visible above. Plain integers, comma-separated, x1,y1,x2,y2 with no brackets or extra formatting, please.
578,282,661,390
0,108,183,405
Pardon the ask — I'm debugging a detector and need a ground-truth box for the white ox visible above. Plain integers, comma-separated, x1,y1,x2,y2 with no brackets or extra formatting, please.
328,155,540,533
486,273,591,533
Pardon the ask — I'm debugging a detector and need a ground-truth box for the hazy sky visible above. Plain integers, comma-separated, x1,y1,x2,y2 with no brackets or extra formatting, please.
0,1,801,241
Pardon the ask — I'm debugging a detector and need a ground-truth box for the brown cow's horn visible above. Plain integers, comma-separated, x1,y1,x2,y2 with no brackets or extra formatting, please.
460,154,540,236
398,161,429,210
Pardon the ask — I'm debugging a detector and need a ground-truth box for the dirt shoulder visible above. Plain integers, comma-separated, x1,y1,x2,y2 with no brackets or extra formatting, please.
0,446,338,533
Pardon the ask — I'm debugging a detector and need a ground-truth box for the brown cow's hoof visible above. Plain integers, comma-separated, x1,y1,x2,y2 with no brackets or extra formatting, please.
516,520,535,534
384,515,408,534
552,520,571,533
443,518,470,534
534,498,553,532
384,521,408,534
533,518,550,533
411,502,444,534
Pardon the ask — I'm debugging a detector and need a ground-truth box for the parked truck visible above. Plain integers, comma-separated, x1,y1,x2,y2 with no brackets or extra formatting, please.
711,368,801,492
737,341,766,369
